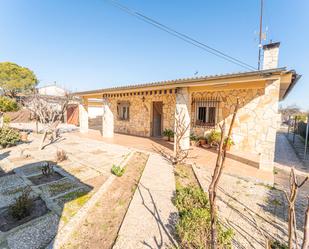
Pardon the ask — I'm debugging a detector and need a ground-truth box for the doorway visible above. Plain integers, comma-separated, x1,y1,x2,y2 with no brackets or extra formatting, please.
152,101,163,137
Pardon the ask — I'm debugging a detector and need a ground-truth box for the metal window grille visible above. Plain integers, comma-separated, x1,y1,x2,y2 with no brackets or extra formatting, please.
192,98,220,127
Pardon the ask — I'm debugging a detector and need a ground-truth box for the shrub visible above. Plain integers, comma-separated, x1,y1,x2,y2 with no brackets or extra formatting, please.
190,133,198,141
41,161,54,176
207,130,222,145
0,127,21,148
111,164,125,177
270,240,288,249
174,186,233,248
9,187,33,220
3,115,11,124
0,96,19,112
224,137,235,146
174,187,208,213
163,128,175,141
56,149,68,162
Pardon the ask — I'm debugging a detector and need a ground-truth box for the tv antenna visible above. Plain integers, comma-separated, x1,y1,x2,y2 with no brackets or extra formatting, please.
257,0,267,70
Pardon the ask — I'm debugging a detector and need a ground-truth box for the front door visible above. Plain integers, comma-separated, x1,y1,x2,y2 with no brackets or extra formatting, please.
152,101,163,137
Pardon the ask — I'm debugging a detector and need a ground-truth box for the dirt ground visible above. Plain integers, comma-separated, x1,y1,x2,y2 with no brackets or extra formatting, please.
62,152,149,249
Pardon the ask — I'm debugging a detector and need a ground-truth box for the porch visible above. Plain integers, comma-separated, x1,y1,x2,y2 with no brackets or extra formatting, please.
75,129,273,183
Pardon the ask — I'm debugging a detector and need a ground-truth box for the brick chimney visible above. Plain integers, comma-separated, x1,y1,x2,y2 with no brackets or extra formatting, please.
262,42,280,70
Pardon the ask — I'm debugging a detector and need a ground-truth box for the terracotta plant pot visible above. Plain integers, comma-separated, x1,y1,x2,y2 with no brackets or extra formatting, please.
199,139,206,146
20,131,28,142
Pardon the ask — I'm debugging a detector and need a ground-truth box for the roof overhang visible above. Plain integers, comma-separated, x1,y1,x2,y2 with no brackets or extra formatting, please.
74,67,298,99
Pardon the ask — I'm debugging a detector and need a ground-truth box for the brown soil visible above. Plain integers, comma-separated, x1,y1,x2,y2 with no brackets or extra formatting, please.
175,164,200,188
62,152,149,249
0,197,49,232
28,172,64,185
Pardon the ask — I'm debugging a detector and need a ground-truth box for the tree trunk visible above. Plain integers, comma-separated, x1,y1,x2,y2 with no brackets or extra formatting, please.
302,198,309,249
288,207,294,249
209,187,218,249
39,131,47,150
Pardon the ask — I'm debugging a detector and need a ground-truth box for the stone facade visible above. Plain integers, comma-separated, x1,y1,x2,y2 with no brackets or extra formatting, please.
104,91,176,137
191,80,280,171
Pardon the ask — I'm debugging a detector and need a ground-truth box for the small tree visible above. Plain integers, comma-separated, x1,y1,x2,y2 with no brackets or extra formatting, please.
0,62,38,98
208,98,239,249
153,110,193,165
284,168,308,249
23,94,70,150
302,197,309,249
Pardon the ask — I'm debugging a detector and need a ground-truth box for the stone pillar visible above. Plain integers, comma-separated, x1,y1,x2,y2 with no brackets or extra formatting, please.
259,79,281,171
79,99,88,133
174,87,190,151
102,98,114,137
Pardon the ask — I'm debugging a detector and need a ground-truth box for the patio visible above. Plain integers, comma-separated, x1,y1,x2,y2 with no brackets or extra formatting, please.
77,128,274,183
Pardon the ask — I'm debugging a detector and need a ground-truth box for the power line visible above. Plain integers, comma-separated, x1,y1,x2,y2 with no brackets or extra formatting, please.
105,0,257,71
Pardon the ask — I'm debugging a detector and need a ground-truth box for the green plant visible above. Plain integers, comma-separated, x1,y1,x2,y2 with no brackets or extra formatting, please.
0,96,19,112
270,240,288,249
111,164,125,177
224,137,235,146
3,114,11,124
0,127,21,148
190,133,198,141
174,187,208,213
207,130,221,145
163,128,175,141
41,161,54,176
174,186,233,248
9,187,33,220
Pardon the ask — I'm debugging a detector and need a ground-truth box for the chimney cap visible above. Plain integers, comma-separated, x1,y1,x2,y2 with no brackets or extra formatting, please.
263,42,280,50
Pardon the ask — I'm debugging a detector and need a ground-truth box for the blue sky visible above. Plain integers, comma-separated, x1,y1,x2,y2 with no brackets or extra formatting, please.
0,0,308,109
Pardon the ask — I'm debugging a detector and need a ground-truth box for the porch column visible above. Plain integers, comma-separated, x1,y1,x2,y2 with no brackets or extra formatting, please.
102,98,114,137
79,98,88,133
174,87,191,151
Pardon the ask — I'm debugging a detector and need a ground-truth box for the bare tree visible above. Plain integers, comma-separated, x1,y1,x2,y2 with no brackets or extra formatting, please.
284,168,308,249
302,197,309,249
208,98,239,249
153,110,193,165
23,94,70,150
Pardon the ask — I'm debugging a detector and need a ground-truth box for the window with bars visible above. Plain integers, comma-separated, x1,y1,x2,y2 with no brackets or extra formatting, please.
117,102,130,120
192,98,219,127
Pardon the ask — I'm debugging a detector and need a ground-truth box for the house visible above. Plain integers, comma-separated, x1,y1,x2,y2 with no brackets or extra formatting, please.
37,84,67,97
74,42,300,172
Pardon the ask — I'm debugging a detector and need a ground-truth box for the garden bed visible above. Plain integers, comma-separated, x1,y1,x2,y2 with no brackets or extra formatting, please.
28,172,64,185
174,164,233,249
0,197,49,232
62,152,149,249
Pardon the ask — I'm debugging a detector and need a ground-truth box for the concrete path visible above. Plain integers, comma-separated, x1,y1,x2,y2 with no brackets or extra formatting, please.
274,132,309,174
113,154,178,249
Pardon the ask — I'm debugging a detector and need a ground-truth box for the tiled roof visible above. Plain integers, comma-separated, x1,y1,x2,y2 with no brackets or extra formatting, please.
75,67,288,95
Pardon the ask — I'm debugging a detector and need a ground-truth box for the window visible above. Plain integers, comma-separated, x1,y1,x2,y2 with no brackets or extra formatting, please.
117,102,130,120
193,99,219,127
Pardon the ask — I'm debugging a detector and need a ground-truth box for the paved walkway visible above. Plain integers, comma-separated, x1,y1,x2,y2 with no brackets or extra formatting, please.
274,132,309,174
193,131,309,248
113,154,178,249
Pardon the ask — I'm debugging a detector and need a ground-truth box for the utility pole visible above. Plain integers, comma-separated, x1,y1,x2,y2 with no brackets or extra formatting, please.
257,0,264,70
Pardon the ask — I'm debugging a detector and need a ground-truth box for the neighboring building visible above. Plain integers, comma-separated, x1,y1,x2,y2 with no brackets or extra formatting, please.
75,42,300,172
38,84,67,97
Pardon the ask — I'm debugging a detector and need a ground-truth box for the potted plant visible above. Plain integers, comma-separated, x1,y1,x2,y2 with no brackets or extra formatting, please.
20,130,28,142
207,130,221,148
198,136,207,146
163,128,175,142
190,133,199,146
224,137,235,151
